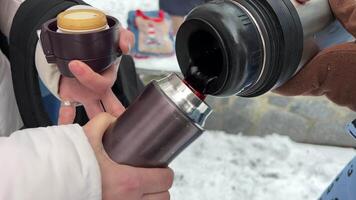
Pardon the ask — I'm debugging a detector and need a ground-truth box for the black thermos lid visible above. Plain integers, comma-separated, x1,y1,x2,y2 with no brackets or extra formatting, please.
176,0,303,97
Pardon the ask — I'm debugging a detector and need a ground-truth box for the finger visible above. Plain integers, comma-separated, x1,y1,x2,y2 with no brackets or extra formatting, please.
69,60,113,93
101,90,125,117
58,105,76,125
119,28,135,54
82,100,105,119
139,168,174,194
142,192,170,200
83,112,117,141
101,61,119,85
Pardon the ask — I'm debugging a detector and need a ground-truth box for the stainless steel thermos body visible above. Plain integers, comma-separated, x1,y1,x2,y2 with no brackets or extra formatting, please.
292,0,352,70
103,74,212,168
293,0,333,37
176,0,353,97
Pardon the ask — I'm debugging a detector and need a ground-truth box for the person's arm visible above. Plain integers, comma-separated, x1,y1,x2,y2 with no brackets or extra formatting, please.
0,124,101,200
0,113,174,200
0,0,76,99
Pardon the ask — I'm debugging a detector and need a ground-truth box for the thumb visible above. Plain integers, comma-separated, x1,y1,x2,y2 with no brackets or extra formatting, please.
83,113,117,148
119,28,135,54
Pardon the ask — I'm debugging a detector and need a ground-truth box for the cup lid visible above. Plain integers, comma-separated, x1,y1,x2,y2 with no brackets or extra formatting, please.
57,9,107,31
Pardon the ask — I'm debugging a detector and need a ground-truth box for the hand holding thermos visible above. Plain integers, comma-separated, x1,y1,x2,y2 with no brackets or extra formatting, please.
275,0,356,111
83,113,174,200
40,8,135,124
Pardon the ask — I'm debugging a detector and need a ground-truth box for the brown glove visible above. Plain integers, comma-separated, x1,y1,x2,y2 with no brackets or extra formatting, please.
274,0,356,111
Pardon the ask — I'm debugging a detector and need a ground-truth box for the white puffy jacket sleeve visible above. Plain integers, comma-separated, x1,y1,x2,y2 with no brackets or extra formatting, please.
0,124,101,200
0,0,61,98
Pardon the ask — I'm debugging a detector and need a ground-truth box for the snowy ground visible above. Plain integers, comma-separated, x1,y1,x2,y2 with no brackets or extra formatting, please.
170,132,355,200
85,0,356,199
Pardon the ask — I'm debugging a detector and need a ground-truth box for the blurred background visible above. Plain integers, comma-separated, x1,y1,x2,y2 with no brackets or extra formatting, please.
86,0,356,199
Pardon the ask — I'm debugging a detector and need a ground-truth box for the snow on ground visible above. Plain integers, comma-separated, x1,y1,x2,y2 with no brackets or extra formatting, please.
171,132,355,200
85,0,356,199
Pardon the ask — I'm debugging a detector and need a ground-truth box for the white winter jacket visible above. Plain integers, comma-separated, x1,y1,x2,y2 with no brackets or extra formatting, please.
0,124,101,200
0,0,102,199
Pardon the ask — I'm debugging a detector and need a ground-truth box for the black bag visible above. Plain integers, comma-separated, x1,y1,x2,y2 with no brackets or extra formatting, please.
9,0,143,128
0,31,9,58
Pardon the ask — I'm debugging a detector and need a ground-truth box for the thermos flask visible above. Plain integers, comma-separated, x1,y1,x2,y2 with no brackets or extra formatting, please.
103,74,212,168
176,0,353,97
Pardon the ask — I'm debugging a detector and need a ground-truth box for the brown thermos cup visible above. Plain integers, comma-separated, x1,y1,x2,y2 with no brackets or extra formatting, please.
102,73,212,168
40,9,121,77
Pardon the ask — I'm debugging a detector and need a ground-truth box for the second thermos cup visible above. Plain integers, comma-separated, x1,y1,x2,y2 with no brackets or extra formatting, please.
103,74,212,168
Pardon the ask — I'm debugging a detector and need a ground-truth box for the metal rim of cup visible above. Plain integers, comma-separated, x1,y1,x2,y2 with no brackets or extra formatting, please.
156,73,212,128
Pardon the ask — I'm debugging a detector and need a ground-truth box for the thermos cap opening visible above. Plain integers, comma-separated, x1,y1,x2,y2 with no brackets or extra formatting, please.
176,0,304,97
157,74,212,128
176,18,229,96
176,0,267,97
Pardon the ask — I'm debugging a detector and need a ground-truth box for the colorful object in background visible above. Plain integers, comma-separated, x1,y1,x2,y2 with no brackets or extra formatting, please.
128,10,175,58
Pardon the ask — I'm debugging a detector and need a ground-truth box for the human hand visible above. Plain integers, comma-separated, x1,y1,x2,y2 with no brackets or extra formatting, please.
58,28,135,124
274,0,356,111
83,113,174,200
